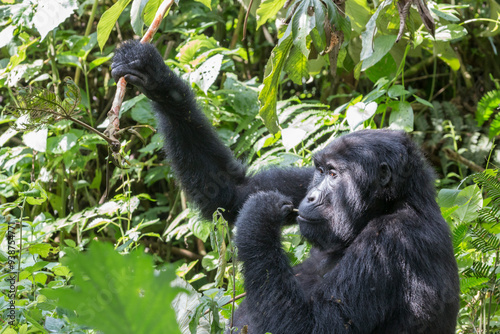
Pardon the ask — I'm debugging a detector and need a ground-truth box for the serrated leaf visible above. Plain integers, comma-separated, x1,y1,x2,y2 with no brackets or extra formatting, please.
32,0,78,40
41,243,183,334
97,0,132,51
259,36,294,134
256,0,287,29
28,243,59,257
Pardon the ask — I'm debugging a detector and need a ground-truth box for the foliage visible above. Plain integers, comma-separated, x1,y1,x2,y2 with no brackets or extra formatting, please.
439,170,500,333
0,0,499,333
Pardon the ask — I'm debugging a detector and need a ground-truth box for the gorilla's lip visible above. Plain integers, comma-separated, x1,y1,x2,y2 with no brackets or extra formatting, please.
297,215,323,224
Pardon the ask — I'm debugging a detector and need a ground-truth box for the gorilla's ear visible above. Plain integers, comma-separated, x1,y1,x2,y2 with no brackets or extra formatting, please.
379,162,391,187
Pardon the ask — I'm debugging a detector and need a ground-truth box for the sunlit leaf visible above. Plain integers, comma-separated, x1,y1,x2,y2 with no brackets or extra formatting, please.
97,0,132,51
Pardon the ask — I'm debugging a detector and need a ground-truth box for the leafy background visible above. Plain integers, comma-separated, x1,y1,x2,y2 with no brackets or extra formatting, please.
0,0,499,333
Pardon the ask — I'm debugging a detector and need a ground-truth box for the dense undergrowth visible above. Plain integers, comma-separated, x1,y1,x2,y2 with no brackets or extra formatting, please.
0,0,499,333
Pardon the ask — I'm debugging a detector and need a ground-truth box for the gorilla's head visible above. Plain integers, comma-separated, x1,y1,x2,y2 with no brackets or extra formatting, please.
297,129,436,251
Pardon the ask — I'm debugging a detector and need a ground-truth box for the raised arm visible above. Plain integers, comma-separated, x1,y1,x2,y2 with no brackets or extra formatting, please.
111,41,313,222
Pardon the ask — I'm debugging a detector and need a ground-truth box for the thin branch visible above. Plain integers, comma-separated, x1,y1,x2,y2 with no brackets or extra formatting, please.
105,0,176,152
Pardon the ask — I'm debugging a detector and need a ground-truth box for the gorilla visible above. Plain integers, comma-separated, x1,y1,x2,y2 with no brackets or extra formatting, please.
111,40,459,333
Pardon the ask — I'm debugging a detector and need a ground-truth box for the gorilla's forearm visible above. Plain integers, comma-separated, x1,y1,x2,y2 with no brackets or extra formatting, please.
111,41,313,223
235,192,314,333
152,91,247,221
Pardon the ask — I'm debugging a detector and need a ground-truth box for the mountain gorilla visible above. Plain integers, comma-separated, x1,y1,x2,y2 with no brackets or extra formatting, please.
112,41,459,333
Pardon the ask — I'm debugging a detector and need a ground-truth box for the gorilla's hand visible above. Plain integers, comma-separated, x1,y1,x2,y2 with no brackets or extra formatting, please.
111,40,172,101
236,191,293,260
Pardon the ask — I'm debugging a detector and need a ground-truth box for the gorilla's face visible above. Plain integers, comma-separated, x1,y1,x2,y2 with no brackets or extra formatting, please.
297,133,393,250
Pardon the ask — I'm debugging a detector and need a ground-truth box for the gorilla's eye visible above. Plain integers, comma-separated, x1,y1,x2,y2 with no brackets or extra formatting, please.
329,169,337,177
317,167,325,174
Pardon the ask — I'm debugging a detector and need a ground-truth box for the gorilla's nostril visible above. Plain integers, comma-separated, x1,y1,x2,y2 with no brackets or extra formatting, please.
307,195,316,203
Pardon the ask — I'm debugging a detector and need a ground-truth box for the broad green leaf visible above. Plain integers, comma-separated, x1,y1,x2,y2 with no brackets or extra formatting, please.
97,0,132,51
360,0,392,62
258,36,294,134
365,53,397,83
345,0,371,34
479,0,500,37
41,243,184,334
256,0,287,30
424,41,460,71
434,24,468,42
453,185,483,223
361,35,397,71
389,101,413,132
28,243,59,257
438,189,461,207
346,101,377,130
194,0,211,9
143,0,162,26
131,0,149,35
387,85,409,98
292,0,315,57
284,46,309,85
89,53,114,71
32,0,78,40
190,218,211,242
431,6,460,22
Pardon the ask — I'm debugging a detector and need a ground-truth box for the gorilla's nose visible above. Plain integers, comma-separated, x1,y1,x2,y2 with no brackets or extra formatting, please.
306,188,322,204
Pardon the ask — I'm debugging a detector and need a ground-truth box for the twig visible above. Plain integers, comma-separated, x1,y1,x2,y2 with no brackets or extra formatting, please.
105,0,176,153
443,148,485,173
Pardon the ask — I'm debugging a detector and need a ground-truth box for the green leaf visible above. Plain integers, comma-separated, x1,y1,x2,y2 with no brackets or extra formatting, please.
97,0,132,51
434,24,468,42
475,89,500,126
453,185,483,223
256,0,287,30
88,53,114,72
413,95,434,109
360,0,392,62
28,243,59,257
345,0,371,34
258,36,294,134
41,243,184,334
143,0,162,26
389,101,413,132
292,0,315,57
284,46,309,85
361,35,397,71
387,85,409,98
32,0,78,40
131,0,149,36
194,0,212,9
365,53,397,83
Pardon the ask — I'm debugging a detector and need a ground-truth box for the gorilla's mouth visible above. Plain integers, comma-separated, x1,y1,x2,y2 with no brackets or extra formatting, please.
297,215,323,224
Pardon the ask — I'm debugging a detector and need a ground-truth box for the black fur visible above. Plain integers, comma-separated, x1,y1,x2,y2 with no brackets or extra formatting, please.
112,41,459,333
